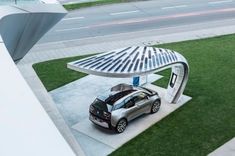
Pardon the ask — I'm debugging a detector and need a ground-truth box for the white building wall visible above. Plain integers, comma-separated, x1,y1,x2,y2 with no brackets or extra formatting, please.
0,3,75,156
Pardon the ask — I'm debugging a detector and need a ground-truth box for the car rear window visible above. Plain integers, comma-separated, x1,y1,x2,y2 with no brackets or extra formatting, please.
92,98,112,112
105,90,135,105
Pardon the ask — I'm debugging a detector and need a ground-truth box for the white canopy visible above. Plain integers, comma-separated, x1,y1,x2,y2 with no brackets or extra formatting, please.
68,46,189,104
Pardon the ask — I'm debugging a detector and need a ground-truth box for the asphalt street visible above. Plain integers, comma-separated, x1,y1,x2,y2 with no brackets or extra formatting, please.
39,0,235,44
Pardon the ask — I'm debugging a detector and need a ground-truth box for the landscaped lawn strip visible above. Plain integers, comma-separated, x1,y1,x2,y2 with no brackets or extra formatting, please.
63,0,147,10
33,55,93,91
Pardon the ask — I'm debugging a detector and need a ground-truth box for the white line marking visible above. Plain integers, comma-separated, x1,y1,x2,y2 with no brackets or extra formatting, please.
161,5,188,10
110,10,140,16
56,7,235,32
62,17,85,21
208,0,233,5
37,18,235,46
56,26,90,32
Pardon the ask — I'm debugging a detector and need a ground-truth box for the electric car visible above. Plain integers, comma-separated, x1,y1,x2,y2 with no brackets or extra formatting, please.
89,83,161,133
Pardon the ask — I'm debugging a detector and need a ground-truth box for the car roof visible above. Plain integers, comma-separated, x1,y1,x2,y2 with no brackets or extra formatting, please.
113,89,149,105
97,83,152,106
97,89,137,105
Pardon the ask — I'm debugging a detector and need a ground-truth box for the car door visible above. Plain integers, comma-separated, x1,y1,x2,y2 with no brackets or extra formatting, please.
124,97,139,121
132,92,150,117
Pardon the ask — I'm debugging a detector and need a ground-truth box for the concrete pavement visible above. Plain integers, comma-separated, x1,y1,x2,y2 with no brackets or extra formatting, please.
209,138,235,156
50,74,191,156
17,63,86,156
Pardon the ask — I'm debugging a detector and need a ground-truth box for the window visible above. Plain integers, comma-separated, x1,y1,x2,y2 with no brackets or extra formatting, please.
125,100,135,108
105,90,135,105
124,97,135,108
113,102,125,110
170,73,177,88
92,98,112,112
132,92,148,103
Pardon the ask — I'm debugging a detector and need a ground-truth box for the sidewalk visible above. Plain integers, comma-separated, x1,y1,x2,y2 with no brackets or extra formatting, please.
209,138,235,156
17,63,86,156
17,21,235,155
58,0,98,5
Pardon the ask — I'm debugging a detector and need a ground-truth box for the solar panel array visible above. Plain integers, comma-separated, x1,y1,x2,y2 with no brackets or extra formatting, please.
68,46,185,77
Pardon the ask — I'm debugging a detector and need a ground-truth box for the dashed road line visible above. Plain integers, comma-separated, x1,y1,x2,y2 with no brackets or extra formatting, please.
208,0,233,5
56,26,90,32
110,10,140,16
161,5,188,10
62,16,85,21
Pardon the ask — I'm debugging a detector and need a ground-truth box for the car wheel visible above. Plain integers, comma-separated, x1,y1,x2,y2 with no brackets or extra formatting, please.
151,100,161,113
116,119,127,133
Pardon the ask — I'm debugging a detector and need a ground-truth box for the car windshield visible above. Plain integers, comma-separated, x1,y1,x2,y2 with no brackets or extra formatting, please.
92,98,112,112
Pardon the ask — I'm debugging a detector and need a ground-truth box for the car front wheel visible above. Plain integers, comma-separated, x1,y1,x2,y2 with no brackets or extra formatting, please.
151,100,161,113
116,119,127,133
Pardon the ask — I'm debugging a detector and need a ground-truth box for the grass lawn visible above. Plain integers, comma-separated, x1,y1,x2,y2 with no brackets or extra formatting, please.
63,0,145,10
111,35,235,155
33,34,235,155
32,55,93,91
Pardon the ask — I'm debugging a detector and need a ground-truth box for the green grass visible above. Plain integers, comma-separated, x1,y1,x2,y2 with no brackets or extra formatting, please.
63,0,145,10
32,55,93,91
111,34,235,156
33,34,235,155
152,69,171,88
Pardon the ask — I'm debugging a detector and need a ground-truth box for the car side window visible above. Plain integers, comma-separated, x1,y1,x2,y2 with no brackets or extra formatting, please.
124,97,135,109
113,101,125,110
132,92,148,103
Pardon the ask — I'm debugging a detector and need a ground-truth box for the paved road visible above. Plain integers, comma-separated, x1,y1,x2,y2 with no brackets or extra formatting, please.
39,0,235,44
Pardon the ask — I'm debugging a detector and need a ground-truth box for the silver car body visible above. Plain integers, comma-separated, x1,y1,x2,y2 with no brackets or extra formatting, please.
110,90,158,126
89,84,161,129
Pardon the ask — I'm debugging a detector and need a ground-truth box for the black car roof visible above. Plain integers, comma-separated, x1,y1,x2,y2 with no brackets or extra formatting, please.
102,89,136,105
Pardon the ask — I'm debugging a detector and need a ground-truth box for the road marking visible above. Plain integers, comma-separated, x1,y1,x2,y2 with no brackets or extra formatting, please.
161,5,188,10
37,18,235,46
208,0,233,5
56,26,90,32
55,8,235,32
110,10,140,16
62,16,85,21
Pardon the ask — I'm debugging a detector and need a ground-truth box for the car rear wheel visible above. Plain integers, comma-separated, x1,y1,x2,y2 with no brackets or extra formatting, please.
151,100,161,113
116,119,127,133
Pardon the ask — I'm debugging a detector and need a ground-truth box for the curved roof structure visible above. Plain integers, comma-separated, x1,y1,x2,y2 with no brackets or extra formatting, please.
68,46,189,104
68,46,187,77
